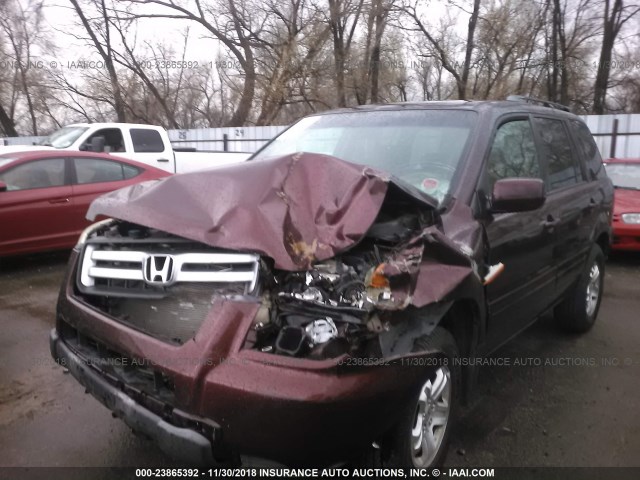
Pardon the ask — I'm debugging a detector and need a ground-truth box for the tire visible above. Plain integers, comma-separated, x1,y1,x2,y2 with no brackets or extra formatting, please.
378,327,460,468
555,244,605,333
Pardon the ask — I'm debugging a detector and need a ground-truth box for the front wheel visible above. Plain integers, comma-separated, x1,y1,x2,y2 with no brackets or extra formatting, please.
379,327,460,468
555,244,605,333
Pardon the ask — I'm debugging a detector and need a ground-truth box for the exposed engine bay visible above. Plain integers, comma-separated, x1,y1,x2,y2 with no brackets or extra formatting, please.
246,208,434,360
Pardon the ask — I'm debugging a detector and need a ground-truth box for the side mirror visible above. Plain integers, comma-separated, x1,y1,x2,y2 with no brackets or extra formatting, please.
90,136,106,153
0,181,7,192
491,178,545,213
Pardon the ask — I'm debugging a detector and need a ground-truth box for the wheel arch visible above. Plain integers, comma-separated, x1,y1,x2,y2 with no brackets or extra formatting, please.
439,299,482,405
595,231,610,257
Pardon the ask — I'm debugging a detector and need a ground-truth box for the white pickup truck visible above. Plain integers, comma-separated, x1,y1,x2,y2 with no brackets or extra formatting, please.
0,123,251,173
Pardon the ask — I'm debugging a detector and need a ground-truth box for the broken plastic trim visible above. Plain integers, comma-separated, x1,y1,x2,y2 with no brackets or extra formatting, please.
76,218,115,247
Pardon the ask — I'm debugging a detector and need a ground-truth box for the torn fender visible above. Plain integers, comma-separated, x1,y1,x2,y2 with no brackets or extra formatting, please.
379,301,454,358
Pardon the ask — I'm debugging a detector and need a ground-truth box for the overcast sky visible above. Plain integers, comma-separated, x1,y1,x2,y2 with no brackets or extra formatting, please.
40,1,220,68
37,0,452,70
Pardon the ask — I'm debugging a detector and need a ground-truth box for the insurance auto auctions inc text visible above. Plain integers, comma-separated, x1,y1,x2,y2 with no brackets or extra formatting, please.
192,468,495,478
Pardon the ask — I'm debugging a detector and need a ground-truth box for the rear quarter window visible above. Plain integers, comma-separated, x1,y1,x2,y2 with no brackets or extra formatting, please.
131,129,165,153
123,164,142,179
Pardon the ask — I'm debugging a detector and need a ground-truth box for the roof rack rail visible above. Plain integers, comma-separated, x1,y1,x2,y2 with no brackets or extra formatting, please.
506,95,570,112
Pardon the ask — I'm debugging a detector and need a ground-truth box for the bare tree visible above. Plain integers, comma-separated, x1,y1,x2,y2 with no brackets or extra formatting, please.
254,0,329,124
400,0,480,100
0,0,49,134
0,105,18,136
68,0,128,121
593,0,640,113
108,13,187,128
0,25,19,135
543,0,600,106
122,0,263,126
326,0,364,106
470,0,547,100
366,0,392,103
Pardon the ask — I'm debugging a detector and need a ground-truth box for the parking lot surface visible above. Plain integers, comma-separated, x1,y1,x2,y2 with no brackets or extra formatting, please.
1,251,639,468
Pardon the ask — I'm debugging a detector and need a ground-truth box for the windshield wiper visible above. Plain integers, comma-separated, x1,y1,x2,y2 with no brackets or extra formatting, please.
614,185,640,191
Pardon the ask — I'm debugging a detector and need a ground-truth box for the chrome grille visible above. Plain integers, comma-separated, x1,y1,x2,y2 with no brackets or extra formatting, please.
79,245,259,295
75,231,260,344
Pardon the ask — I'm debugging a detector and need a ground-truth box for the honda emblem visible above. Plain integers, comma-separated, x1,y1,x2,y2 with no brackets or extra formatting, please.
143,254,175,285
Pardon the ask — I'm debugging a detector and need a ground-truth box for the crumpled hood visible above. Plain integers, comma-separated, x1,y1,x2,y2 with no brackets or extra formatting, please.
87,152,437,270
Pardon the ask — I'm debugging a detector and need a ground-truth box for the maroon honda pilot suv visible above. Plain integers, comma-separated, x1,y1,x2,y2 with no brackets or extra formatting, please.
50,98,613,468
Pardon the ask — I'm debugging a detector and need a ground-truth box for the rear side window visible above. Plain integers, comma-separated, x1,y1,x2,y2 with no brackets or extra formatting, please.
569,120,604,179
131,129,165,153
0,158,66,190
487,119,541,188
74,158,126,184
533,118,582,190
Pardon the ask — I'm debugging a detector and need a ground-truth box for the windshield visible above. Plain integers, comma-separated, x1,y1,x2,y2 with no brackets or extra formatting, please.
253,109,477,203
39,126,88,148
604,163,640,190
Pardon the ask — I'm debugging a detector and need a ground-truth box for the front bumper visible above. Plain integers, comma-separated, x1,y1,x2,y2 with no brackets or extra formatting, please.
612,222,640,251
54,248,429,465
50,328,217,466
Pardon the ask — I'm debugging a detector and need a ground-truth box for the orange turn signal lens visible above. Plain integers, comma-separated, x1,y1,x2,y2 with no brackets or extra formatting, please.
369,264,390,289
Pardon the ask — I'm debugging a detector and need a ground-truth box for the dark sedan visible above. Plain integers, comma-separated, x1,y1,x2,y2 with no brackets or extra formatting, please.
0,150,170,257
604,158,640,251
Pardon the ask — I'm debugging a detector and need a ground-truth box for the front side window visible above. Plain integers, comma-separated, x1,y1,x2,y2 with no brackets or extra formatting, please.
534,118,582,190
253,110,477,203
487,119,541,188
83,128,126,153
74,158,125,184
0,158,66,190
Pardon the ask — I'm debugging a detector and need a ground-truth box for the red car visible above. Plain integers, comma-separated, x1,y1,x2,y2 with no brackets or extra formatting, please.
603,158,640,251
0,150,170,257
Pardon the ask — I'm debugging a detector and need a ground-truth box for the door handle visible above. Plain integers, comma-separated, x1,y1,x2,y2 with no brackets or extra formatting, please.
49,198,69,204
157,158,170,163
541,215,560,229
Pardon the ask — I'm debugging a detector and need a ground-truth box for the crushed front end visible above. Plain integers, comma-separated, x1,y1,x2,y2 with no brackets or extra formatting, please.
51,153,477,465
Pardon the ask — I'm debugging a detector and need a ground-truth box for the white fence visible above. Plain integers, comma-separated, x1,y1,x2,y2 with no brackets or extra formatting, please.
1,135,43,147
0,126,288,152
168,125,286,152
2,114,640,158
580,114,640,159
